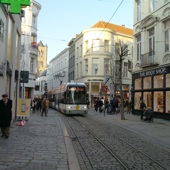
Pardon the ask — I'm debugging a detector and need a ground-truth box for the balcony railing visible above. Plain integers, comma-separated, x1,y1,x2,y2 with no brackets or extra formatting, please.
140,51,158,67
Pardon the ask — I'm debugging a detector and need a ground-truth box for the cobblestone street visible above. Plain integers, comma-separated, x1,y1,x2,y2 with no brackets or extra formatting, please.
0,108,170,170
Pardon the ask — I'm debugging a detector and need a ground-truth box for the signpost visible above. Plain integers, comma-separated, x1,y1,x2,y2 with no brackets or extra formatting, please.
0,0,30,14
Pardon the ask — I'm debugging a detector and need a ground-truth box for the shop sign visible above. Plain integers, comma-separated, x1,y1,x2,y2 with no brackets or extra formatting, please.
0,0,30,14
139,67,166,77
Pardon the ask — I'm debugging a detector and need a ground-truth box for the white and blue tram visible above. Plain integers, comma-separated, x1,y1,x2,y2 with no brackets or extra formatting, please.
48,83,88,115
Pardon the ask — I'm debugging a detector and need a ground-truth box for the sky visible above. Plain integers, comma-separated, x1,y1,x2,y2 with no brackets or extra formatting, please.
37,0,134,64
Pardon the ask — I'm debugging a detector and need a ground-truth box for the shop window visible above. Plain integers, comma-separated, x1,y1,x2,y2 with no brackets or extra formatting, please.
135,78,142,89
154,91,164,112
166,91,170,113
134,92,142,109
143,92,152,108
166,74,170,87
154,75,163,88
143,77,151,89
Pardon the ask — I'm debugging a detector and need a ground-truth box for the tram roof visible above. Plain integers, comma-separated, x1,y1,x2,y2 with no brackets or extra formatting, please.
66,82,86,87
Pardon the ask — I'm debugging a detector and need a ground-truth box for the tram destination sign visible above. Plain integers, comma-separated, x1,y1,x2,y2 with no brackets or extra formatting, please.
139,67,167,77
0,0,30,14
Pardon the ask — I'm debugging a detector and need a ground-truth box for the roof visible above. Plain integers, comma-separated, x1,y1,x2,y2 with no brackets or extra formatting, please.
91,21,133,36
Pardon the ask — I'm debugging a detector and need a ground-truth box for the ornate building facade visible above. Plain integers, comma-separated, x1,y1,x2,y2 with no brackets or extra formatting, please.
132,1,170,119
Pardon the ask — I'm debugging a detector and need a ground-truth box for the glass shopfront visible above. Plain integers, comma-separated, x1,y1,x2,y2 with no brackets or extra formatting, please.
132,66,170,120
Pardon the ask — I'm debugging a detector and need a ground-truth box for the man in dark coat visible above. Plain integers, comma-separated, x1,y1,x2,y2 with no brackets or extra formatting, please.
0,94,12,139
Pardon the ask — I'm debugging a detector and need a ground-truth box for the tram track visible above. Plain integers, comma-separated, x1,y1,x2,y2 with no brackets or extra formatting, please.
73,116,170,170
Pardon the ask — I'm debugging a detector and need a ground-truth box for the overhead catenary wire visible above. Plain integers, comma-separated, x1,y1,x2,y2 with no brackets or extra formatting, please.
86,0,124,53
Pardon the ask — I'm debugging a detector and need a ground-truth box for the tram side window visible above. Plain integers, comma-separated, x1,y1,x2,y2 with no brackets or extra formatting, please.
60,92,65,104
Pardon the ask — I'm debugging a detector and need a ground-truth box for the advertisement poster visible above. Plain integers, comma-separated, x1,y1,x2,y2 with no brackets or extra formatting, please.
17,98,30,117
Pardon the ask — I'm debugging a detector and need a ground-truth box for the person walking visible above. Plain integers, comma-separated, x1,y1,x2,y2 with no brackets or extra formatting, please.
0,94,12,139
87,98,90,109
46,98,50,114
41,97,47,116
140,99,146,121
104,98,109,114
94,99,99,112
111,97,118,114
125,98,130,114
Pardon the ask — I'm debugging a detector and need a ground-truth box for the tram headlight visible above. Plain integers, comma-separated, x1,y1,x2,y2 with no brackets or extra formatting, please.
68,106,71,109
84,106,87,109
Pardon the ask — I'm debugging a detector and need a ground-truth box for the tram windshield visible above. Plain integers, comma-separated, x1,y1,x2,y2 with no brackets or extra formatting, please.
67,86,86,104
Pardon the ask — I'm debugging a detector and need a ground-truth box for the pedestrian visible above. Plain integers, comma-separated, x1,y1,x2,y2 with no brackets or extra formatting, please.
98,98,104,112
125,98,130,114
46,97,50,114
111,97,118,114
36,98,42,113
0,94,12,139
41,97,47,116
104,98,109,113
87,99,90,109
140,99,146,121
94,99,99,112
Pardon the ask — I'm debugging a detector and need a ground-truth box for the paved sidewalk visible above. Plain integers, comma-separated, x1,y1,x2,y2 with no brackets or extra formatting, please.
88,107,170,149
0,109,80,170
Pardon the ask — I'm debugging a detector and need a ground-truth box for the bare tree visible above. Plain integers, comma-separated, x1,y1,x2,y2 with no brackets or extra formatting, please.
110,40,130,120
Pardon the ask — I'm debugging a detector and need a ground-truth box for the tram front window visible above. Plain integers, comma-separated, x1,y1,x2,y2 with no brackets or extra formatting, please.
67,86,86,104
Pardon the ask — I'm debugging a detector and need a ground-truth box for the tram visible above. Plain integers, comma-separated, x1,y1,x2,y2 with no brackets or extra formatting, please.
47,83,88,115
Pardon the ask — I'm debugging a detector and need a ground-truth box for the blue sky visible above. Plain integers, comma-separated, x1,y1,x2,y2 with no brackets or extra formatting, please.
37,0,134,64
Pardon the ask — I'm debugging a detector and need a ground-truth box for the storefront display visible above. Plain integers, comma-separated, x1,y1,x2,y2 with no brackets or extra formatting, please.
132,66,170,120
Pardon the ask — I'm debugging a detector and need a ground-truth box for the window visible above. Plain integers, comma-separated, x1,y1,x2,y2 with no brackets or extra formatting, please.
104,59,110,75
104,40,109,52
0,19,4,41
137,0,141,21
154,75,163,88
154,91,164,112
134,92,142,109
136,34,141,60
135,78,142,89
92,39,100,52
30,58,34,73
92,59,99,75
80,45,82,57
148,27,155,55
76,63,78,79
80,62,82,77
166,74,170,87
166,91,170,113
32,15,36,25
76,47,79,58
143,77,151,89
165,19,170,52
85,59,88,74
143,92,152,108
150,0,157,12
123,62,128,77
85,40,88,52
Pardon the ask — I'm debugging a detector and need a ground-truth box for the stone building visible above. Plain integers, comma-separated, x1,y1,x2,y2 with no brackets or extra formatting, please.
132,1,170,119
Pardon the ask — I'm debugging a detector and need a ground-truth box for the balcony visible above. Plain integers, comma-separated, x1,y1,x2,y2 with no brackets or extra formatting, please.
29,42,38,54
140,51,158,68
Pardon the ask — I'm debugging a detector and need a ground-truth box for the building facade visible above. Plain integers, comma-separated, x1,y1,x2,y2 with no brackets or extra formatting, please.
20,0,41,98
132,1,170,119
74,21,133,106
0,4,21,120
47,48,69,99
68,38,75,82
